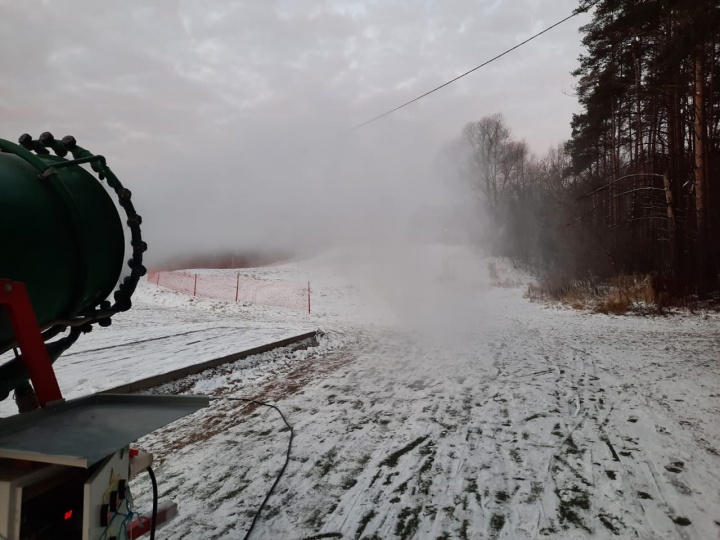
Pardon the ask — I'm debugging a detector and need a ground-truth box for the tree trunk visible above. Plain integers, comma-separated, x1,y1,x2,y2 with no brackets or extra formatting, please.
663,173,678,277
694,46,708,293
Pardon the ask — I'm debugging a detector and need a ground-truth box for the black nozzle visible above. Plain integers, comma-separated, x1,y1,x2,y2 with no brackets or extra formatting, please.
18,133,33,149
17,133,50,155
98,318,112,328
38,132,69,157
61,135,77,150
38,132,55,146
127,215,142,227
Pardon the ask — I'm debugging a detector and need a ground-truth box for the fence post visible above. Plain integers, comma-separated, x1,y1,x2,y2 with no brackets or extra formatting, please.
193,274,198,297
157,273,160,286
235,274,240,302
308,281,311,315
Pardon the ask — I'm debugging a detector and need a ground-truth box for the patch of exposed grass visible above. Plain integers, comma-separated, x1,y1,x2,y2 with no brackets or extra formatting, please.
418,462,435,495
554,456,592,486
383,472,399,486
556,487,592,532
525,481,544,503
368,469,382,488
418,440,436,457
598,512,623,535
431,417,455,431
526,273,691,315
459,519,470,540
394,480,410,494
264,505,280,519
539,522,559,535
395,506,422,540
595,292,630,314
465,477,481,504
490,513,506,534
355,510,377,539
214,483,247,504
304,508,324,528
380,436,429,468
341,475,358,490
495,490,509,503
419,455,435,475
565,435,582,455
315,448,338,477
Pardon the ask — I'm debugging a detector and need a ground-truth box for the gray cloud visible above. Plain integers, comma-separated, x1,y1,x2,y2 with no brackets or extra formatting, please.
0,0,590,262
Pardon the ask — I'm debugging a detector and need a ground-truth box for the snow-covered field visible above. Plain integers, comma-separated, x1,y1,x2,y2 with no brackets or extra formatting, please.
11,243,720,539
0,289,314,417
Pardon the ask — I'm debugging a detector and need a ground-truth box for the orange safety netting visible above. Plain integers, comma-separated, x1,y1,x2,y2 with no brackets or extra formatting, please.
147,270,309,312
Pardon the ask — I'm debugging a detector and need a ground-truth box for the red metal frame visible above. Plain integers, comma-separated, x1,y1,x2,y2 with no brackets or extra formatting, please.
0,279,63,407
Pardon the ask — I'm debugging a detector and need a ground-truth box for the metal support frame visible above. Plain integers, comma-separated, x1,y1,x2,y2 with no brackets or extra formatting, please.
0,279,63,407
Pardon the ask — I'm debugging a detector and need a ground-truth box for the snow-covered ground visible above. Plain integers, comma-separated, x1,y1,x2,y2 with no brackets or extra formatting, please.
11,243,720,539
0,287,314,417
118,244,720,539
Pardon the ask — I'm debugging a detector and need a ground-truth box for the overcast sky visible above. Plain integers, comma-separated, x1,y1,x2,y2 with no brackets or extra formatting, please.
1,1,591,263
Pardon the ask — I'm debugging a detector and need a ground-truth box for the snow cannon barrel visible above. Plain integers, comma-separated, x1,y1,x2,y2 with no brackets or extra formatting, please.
0,135,128,350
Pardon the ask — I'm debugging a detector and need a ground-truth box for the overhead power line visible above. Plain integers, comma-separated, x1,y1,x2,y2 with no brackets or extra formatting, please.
355,0,601,128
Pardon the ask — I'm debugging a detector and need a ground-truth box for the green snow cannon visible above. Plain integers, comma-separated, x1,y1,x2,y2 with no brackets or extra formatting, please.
0,133,147,400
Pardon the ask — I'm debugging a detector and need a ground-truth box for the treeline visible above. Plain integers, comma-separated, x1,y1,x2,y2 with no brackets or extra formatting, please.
455,0,719,296
158,251,293,271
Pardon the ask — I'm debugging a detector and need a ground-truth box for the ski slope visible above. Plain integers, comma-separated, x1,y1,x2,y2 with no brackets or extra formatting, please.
132,244,720,539
12,244,720,539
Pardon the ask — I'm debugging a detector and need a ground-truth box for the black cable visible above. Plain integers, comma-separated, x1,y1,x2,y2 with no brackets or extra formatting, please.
147,466,158,540
355,0,602,128
209,396,294,540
